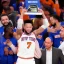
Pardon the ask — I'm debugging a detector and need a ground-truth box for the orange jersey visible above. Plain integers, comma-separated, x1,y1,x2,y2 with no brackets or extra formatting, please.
53,4,61,16
2,10,6,14
40,0,61,16
40,0,54,7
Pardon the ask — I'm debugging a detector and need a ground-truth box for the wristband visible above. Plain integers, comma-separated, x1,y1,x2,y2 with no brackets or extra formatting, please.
10,44,16,53
43,19,49,27
17,18,24,29
41,25,47,29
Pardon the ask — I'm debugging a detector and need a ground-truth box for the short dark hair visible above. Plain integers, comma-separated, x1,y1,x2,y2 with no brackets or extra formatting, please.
4,23,13,39
4,22,13,32
0,14,9,20
24,19,33,26
43,4,54,15
51,14,61,22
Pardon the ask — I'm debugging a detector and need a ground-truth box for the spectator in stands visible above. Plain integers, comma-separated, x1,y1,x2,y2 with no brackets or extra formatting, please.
40,0,54,7
3,6,17,28
40,0,61,16
1,0,14,14
0,32,5,64
41,37,64,64
12,0,24,13
0,14,16,35
3,25,17,64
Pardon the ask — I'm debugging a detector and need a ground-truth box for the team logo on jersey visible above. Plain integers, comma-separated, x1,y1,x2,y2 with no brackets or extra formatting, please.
21,37,35,42
37,35,42,39
54,35,60,38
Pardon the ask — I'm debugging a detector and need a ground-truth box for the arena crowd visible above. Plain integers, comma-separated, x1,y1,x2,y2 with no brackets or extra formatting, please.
0,0,64,64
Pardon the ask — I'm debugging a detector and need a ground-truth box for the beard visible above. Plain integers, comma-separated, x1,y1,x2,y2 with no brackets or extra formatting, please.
3,22,13,28
24,30,32,35
3,22,9,27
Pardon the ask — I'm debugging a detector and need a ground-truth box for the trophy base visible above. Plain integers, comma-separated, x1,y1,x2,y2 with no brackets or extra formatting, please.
24,12,42,15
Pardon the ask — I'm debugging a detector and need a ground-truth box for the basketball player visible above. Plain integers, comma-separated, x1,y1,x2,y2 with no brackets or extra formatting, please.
6,8,49,64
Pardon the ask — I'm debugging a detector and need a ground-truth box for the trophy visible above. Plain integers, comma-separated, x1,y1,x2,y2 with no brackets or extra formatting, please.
28,5,38,12
24,0,42,15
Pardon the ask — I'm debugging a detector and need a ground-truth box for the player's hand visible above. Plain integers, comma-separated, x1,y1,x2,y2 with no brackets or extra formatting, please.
38,8,46,19
38,9,44,14
4,47,9,56
9,50,14,55
19,6,27,15
6,39,12,47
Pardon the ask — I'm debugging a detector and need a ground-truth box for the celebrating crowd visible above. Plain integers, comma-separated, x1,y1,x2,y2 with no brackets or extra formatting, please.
0,0,64,64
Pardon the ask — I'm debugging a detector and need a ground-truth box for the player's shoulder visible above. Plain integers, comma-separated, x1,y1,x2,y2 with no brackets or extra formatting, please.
31,32,36,37
31,32,35,35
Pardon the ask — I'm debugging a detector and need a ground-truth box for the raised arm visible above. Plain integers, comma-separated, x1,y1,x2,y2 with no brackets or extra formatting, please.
33,9,49,35
13,7,27,40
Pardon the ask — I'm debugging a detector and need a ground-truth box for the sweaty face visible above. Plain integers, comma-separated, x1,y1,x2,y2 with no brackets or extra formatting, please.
24,23,33,34
44,38,53,49
1,16,9,26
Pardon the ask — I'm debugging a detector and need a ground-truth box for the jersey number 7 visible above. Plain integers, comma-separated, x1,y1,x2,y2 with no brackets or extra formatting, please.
27,42,32,49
